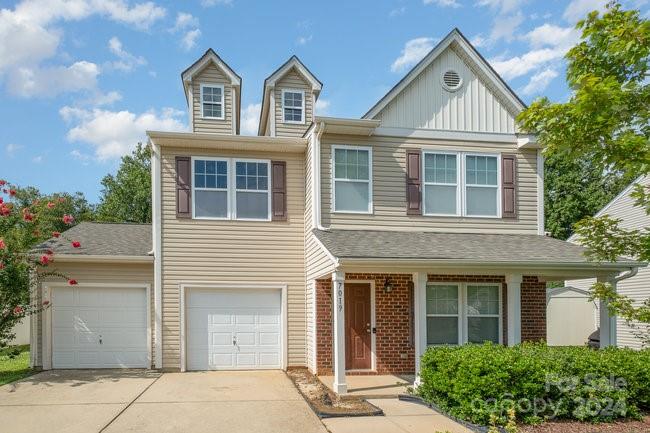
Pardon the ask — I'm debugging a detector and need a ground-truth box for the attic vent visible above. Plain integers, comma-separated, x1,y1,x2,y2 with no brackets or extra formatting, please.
442,70,462,91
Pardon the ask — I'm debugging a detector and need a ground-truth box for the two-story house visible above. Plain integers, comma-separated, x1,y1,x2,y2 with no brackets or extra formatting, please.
32,29,643,394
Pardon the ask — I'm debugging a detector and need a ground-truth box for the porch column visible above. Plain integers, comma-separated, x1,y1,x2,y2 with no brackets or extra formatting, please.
332,270,347,394
506,274,523,346
597,275,617,348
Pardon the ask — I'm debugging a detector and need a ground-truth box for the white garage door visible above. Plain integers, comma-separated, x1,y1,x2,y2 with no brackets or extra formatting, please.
52,286,148,369
186,289,282,370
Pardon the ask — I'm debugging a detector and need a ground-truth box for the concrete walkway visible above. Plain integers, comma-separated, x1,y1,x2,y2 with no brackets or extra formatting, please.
323,398,473,433
0,370,327,433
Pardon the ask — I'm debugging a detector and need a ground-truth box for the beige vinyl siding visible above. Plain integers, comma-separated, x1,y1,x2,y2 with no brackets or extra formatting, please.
192,63,233,135
567,176,650,349
275,69,313,137
320,134,539,233
160,146,306,369
375,44,516,133
35,262,153,367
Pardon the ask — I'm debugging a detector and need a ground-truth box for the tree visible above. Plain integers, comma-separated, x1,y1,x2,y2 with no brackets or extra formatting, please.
0,181,86,348
96,143,152,223
518,2,650,343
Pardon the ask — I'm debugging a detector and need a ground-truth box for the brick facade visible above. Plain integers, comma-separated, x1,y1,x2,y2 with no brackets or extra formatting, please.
314,273,547,376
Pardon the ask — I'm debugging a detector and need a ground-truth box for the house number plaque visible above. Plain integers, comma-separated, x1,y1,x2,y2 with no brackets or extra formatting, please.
336,281,343,312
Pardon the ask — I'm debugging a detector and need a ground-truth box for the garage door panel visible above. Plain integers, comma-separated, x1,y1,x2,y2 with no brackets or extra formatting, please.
186,289,282,370
52,286,148,369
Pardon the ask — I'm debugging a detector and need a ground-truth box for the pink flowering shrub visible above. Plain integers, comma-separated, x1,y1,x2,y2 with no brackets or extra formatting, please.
0,180,83,348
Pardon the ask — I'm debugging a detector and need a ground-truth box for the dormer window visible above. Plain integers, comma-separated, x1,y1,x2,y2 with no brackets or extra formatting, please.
200,84,224,119
282,89,304,124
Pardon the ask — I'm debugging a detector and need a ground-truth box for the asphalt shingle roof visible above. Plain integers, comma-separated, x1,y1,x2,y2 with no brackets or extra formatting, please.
37,222,152,256
313,229,639,265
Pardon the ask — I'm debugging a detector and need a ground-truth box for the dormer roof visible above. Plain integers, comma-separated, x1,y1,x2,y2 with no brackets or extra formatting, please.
258,55,322,136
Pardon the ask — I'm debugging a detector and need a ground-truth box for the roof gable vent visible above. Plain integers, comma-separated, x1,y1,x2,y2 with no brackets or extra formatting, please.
442,69,462,91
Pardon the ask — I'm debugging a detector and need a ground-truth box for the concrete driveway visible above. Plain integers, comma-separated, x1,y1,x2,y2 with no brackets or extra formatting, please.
0,370,327,433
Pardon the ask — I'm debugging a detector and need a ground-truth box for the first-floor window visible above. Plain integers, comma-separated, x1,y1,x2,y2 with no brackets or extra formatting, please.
333,146,372,213
426,282,501,346
235,161,269,220
194,158,228,218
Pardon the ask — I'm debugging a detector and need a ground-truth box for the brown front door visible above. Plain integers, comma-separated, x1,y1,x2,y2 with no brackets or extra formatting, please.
345,283,372,370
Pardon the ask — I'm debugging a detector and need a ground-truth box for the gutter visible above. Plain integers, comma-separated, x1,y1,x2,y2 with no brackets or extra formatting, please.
313,121,328,231
53,254,154,263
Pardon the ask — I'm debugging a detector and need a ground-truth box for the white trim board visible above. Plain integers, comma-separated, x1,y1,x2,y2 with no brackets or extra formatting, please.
179,282,289,372
41,282,152,371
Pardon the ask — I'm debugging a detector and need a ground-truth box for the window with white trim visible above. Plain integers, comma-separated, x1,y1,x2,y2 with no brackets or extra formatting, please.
282,90,304,123
426,282,501,345
201,85,224,119
465,155,498,217
333,146,372,213
194,159,228,218
421,152,500,218
192,157,270,221
423,153,458,215
235,161,270,220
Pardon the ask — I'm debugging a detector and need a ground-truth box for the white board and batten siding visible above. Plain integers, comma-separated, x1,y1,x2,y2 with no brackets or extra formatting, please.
374,44,517,134
160,146,306,370
274,69,314,138
566,176,650,349
192,63,234,135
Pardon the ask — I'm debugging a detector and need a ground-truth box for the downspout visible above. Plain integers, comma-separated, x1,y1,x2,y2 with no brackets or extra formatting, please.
313,121,328,231
614,267,638,283
150,141,163,369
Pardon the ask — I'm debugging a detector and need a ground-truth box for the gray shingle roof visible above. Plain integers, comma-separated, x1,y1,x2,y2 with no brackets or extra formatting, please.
313,229,640,266
36,222,152,256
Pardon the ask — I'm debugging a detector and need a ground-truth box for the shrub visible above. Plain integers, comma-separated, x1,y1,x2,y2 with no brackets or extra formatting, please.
417,342,650,426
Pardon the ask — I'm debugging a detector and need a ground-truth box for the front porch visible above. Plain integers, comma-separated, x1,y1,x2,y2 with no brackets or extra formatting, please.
319,374,415,398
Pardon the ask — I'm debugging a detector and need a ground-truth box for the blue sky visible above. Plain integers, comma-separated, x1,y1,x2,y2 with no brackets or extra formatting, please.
1,0,647,202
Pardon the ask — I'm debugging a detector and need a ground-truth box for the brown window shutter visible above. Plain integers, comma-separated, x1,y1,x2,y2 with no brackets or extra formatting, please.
501,154,517,218
176,156,192,218
271,161,287,221
406,149,422,215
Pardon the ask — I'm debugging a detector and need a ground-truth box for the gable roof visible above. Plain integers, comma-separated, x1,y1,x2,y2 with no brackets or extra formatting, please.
35,222,152,257
363,28,526,121
180,48,242,133
258,55,322,135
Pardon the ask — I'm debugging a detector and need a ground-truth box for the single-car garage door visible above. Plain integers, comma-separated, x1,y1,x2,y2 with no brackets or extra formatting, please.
186,289,282,370
51,286,148,368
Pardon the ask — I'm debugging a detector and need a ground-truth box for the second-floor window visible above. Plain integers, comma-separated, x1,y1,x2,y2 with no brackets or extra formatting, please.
423,152,500,218
332,145,372,213
282,89,304,123
192,157,270,221
201,84,224,119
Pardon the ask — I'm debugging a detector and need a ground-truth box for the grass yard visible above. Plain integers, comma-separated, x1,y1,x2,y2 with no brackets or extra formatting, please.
0,345,34,386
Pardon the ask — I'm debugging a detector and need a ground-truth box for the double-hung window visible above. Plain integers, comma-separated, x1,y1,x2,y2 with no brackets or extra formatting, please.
201,84,224,119
192,157,270,220
235,160,270,220
193,158,229,218
422,152,500,217
282,89,304,123
423,153,459,215
332,146,372,213
465,155,498,217
426,282,502,346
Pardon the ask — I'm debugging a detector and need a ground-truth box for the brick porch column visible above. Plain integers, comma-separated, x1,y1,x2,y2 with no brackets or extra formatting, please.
332,270,347,394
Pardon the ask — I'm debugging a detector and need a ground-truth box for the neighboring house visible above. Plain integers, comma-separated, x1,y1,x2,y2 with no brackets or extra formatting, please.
30,29,644,394
564,175,650,350
546,286,597,346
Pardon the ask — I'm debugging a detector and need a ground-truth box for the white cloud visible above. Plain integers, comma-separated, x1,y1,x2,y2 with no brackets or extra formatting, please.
107,36,146,72
389,6,406,17
32,155,43,163
87,90,123,106
523,23,578,49
423,0,461,7
240,103,261,136
391,37,436,73
201,0,232,6
490,47,565,80
60,106,187,160
563,0,608,23
5,143,23,157
315,99,330,116
521,68,559,95
296,35,313,46
7,61,100,97
173,12,198,30
474,0,526,46
475,0,520,14
180,29,201,51
470,34,487,47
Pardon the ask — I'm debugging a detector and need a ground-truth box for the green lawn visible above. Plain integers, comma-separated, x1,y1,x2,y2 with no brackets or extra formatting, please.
0,345,34,386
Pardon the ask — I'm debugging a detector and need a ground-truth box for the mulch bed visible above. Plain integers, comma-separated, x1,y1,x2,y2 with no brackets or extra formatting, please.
286,368,382,418
519,416,650,433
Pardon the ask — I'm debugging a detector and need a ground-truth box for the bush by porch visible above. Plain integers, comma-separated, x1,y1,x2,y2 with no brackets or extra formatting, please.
417,342,650,426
